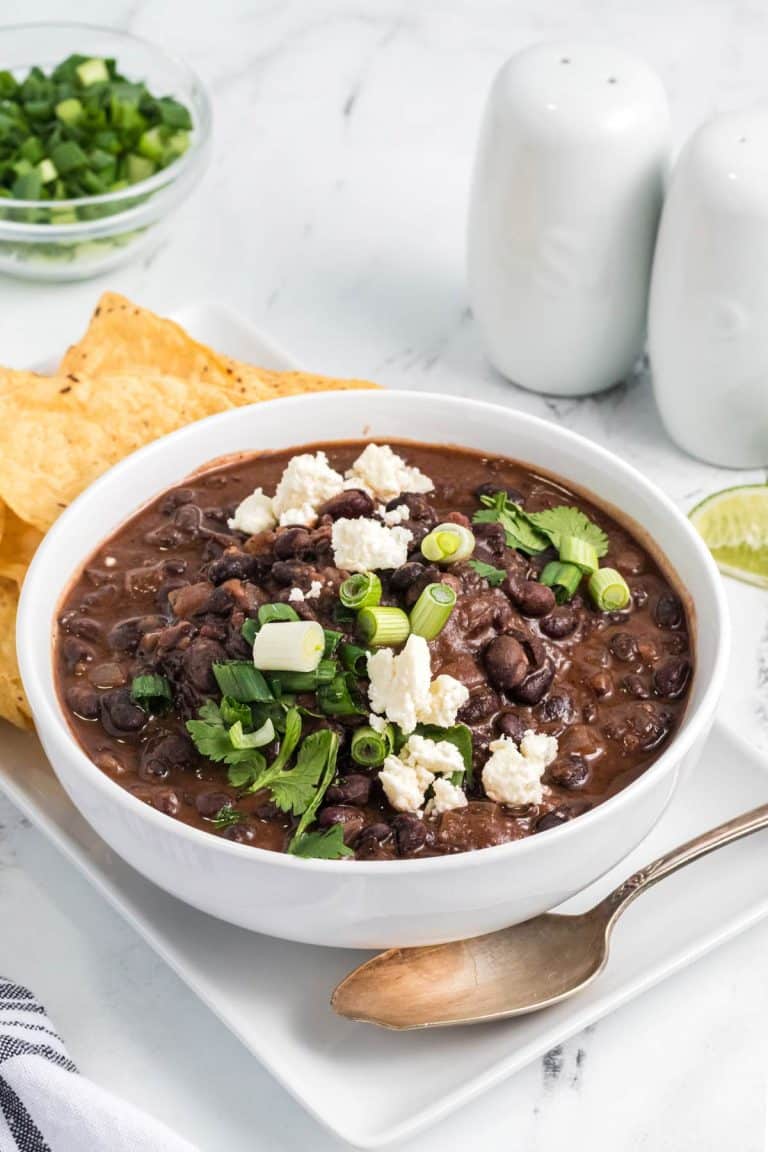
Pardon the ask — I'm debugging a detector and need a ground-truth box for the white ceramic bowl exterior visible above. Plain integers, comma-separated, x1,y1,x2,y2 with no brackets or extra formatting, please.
18,392,728,948
468,42,669,397
649,110,768,467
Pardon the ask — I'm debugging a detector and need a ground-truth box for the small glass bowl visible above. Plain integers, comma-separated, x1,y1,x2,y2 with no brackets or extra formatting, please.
0,23,212,281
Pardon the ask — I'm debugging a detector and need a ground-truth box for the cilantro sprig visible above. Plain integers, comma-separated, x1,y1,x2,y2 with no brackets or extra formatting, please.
467,559,506,587
526,506,609,557
472,491,608,562
472,492,549,555
290,824,353,860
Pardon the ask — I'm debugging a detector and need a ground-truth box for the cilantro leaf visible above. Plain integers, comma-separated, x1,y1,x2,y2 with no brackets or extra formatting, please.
290,825,354,860
227,756,267,789
288,730,340,851
526,505,609,556
472,492,549,555
270,728,336,816
185,716,233,762
467,559,506,587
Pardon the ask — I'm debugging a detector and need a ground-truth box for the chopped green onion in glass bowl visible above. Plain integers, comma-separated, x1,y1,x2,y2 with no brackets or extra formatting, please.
0,23,212,281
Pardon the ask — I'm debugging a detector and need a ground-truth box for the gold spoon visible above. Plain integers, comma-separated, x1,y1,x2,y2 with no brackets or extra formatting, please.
332,802,768,1030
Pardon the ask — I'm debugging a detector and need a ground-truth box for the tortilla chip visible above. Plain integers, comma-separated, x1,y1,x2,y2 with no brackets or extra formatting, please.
0,507,43,586
61,292,378,404
0,369,235,531
0,578,31,728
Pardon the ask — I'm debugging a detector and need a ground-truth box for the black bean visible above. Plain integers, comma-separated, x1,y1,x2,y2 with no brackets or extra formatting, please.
140,733,192,782
107,615,167,654
319,489,375,520
386,493,434,521
539,691,574,724
81,584,119,610
325,774,371,806
159,487,196,514
539,608,578,639
484,635,529,692
514,662,555,706
207,551,257,584
403,565,441,608
60,636,96,671
222,824,256,843
622,674,650,699
271,560,314,588
654,593,683,630
144,524,183,549
195,790,233,817
392,813,428,855
653,658,691,699
390,561,426,592
458,687,501,725
536,807,573,832
505,578,556,618
274,527,313,560
98,688,146,737
59,612,103,643
64,683,100,720
181,638,226,693
474,481,524,504
356,822,391,848
472,521,507,558
608,632,639,662
153,788,182,816
494,709,528,743
548,754,590,789
173,504,204,535
317,805,366,844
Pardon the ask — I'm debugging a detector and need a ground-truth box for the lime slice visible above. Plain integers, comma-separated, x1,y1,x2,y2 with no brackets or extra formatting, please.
689,484,768,587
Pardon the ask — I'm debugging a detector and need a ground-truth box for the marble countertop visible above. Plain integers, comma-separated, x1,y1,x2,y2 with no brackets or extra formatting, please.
2,0,768,1148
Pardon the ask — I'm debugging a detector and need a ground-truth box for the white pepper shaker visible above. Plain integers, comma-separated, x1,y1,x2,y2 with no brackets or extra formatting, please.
649,110,768,467
467,42,669,396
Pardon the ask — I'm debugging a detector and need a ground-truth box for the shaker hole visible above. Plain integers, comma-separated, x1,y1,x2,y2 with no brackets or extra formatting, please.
738,136,747,143
560,57,571,64
607,76,617,84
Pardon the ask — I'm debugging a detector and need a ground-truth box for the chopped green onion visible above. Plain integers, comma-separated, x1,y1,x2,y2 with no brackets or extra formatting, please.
323,629,343,658
340,643,370,677
421,523,476,565
258,602,300,626
130,673,172,713
317,673,366,716
228,717,276,750
55,97,83,125
351,724,394,766
212,661,272,702
252,620,325,673
357,606,410,647
340,572,382,609
409,582,456,640
219,696,252,728
76,58,110,87
558,535,599,573
36,158,57,184
539,561,583,604
588,568,632,612
241,618,259,645
268,659,338,693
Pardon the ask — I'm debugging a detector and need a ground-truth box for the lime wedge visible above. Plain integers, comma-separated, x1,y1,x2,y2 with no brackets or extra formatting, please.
689,484,768,587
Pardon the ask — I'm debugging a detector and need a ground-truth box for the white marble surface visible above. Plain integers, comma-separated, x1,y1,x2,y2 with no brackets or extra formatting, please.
1,0,768,1148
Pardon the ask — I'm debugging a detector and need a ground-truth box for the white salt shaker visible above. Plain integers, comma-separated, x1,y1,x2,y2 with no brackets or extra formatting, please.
467,43,669,396
649,110,768,467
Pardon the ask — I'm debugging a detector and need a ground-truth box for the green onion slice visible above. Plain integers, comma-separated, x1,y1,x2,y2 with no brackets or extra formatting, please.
558,535,599,573
357,606,410,647
339,572,382,609
241,617,259,646
409,582,456,640
212,661,273,702
351,724,395,767
258,602,300,626
323,629,343,658
539,561,583,604
421,523,475,565
130,673,172,712
588,567,632,612
267,659,338,693
339,643,370,677
228,718,276,750
317,673,366,716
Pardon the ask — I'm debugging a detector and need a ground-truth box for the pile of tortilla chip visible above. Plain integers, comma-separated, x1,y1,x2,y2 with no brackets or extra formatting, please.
0,291,376,729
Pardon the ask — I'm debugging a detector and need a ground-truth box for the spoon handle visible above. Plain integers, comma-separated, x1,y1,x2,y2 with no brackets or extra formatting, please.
595,801,768,925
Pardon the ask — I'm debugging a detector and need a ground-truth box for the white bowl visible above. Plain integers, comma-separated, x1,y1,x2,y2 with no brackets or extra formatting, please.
18,392,729,949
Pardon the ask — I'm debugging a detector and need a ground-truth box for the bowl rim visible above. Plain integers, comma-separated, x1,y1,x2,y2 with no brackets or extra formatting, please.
0,21,212,234
18,389,731,874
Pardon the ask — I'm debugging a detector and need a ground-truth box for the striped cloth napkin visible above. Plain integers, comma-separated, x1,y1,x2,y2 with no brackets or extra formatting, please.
0,979,197,1152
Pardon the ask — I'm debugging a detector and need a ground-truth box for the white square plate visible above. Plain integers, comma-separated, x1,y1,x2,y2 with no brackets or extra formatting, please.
4,303,767,1149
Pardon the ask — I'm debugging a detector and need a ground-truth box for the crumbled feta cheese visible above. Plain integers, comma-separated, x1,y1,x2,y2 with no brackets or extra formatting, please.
306,580,323,600
227,488,276,535
426,777,469,815
402,734,465,777
345,443,434,502
331,518,412,573
272,452,344,526
278,503,317,528
367,634,469,734
288,587,305,603
381,503,411,527
481,730,559,807
368,712,389,734
378,734,466,814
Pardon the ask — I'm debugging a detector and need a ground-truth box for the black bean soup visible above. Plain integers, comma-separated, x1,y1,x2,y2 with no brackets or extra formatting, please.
55,441,693,861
